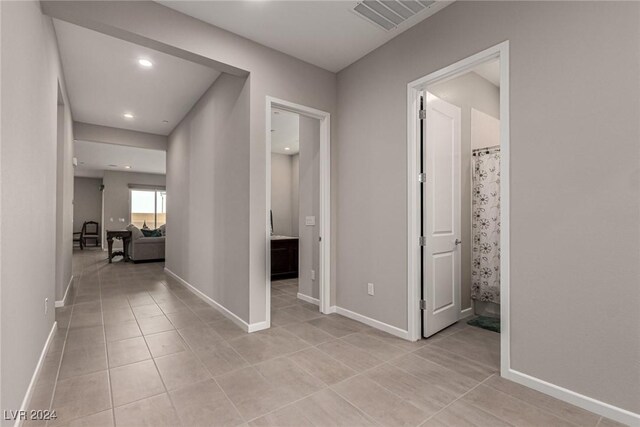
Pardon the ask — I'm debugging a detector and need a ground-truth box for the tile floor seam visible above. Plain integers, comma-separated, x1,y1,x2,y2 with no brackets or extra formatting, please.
314,337,389,374
419,372,499,426
98,264,118,427
48,259,102,427
417,340,499,374
285,347,358,386
242,385,330,425
169,312,248,425
476,381,588,427
346,361,425,405
209,376,247,426
126,288,184,426
323,378,389,427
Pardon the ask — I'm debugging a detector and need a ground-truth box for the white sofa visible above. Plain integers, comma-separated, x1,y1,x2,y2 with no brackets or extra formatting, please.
126,224,165,262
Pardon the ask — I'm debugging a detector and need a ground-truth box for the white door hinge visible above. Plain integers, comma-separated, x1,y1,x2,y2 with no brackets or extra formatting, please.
419,236,427,246
419,109,426,120
420,300,427,310
418,173,426,183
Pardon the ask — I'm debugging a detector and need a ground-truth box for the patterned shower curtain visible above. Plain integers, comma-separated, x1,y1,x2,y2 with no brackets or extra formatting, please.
471,146,501,304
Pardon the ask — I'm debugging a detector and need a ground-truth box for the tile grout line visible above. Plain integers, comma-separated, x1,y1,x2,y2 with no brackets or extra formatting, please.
124,277,186,426
157,276,247,425
419,373,498,425
50,251,109,427
98,252,118,427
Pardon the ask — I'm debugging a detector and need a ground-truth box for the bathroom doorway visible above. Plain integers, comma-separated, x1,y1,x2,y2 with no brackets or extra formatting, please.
407,41,510,375
265,97,331,327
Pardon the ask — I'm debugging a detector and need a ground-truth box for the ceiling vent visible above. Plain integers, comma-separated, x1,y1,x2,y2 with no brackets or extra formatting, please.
354,1,435,31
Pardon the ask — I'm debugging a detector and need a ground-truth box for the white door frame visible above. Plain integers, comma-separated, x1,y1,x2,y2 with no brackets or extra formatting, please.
406,41,510,376
265,96,332,325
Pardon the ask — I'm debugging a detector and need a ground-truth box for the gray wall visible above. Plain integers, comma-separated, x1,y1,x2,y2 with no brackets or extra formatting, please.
336,1,640,414
291,154,300,237
102,170,166,248
73,177,103,234
74,121,168,151
429,72,500,311
298,117,320,300
270,153,296,237
42,1,338,325
54,98,74,304
167,73,251,322
0,1,73,420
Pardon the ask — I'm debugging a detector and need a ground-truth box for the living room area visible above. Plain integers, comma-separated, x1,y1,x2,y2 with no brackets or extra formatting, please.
59,13,222,267
73,138,167,264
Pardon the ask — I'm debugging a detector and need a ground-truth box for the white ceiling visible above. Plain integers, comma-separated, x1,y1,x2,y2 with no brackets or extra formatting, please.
473,59,500,87
53,19,221,135
74,140,166,178
158,1,452,72
271,109,299,155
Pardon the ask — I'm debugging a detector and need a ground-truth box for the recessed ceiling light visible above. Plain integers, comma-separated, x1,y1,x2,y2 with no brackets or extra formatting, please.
138,58,153,68
123,113,134,119
124,165,131,169
284,147,290,151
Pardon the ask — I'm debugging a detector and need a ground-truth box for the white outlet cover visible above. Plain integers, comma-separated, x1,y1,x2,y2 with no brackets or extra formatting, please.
311,270,315,280
305,216,316,226
367,283,374,296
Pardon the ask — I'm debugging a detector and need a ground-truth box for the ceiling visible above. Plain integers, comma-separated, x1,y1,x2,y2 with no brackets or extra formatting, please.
74,140,166,178
271,109,299,155
473,59,500,87
53,19,221,135
158,1,452,72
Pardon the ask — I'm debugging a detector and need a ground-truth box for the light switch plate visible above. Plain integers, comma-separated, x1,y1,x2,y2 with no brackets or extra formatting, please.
367,283,374,296
305,216,315,226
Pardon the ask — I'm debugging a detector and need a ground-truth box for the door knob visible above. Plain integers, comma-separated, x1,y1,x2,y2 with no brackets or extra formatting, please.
454,239,462,246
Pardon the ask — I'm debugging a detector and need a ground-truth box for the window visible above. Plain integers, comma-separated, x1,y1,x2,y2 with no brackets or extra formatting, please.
130,189,166,229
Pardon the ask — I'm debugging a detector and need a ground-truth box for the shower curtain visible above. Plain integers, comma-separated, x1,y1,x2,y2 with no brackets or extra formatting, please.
471,146,501,304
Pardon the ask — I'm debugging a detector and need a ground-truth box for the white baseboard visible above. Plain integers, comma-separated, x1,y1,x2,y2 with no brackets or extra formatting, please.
504,369,640,426
334,306,409,340
297,293,319,306
164,268,259,333
247,321,269,333
326,305,337,314
459,306,472,318
15,321,57,427
55,275,74,308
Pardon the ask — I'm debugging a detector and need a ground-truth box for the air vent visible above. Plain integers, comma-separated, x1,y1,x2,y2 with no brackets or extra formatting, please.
354,0,436,31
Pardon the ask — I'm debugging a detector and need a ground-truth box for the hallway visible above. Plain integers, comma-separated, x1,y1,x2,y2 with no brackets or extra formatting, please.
26,250,610,427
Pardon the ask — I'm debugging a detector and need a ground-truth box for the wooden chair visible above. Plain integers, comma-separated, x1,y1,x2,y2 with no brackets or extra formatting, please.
73,230,83,250
81,221,100,248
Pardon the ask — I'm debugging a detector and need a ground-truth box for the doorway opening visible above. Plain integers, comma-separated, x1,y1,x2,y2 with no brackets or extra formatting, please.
265,97,331,327
407,41,510,375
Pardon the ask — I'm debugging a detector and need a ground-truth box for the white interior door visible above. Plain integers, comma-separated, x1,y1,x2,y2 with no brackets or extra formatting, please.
422,91,462,338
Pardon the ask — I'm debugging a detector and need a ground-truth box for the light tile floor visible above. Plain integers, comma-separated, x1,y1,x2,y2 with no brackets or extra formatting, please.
24,249,622,426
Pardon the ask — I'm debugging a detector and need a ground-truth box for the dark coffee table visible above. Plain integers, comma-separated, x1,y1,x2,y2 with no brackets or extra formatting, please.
106,230,132,263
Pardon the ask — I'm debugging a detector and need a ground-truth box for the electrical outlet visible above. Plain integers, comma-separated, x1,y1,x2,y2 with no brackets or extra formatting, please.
367,283,374,296
311,270,315,281
44,298,48,315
